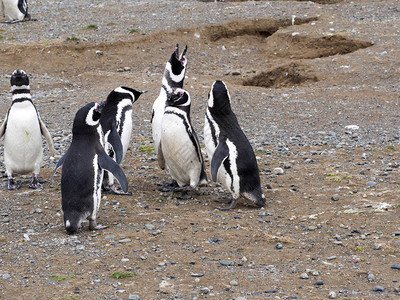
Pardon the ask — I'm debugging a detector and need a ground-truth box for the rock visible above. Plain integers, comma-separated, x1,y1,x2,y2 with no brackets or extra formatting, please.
219,259,234,266
265,288,277,293
2,273,10,279
367,272,375,282
272,167,284,175
275,242,283,249
145,223,156,230
190,273,204,277
315,280,324,285
300,273,309,279
230,280,238,286
331,194,340,201
328,291,337,299
391,264,400,270
367,181,377,187
128,294,140,300
373,286,384,292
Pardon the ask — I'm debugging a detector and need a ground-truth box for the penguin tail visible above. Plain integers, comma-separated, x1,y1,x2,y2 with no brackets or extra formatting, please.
63,212,81,235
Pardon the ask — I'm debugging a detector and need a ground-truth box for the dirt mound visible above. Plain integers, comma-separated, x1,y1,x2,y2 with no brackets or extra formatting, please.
264,33,373,59
243,62,318,88
204,17,318,41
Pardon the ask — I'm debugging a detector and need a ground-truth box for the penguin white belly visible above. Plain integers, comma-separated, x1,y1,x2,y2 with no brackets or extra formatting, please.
151,89,167,155
4,104,43,174
204,112,219,159
161,114,201,187
2,0,24,20
120,110,132,160
91,154,104,220
216,139,240,199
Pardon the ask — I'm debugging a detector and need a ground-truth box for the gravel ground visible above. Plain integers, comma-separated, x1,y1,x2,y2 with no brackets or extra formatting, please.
1,0,400,299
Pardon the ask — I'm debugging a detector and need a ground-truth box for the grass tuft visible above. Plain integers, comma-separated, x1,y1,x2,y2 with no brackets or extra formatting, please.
110,271,136,279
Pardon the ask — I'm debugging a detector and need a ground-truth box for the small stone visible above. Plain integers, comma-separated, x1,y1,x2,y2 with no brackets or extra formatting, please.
275,242,283,249
327,255,337,260
265,288,277,293
2,274,10,279
219,259,234,266
118,238,131,243
272,167,284,175
230,280,238,286
190,273,204,277
300,273,309,279
123,67,131,72
367,272,375,282
283,163,292,169
315,279,324,285
128,295,140,300
95,50,103,55
35,208,43,213
367,181,377,187
331,194,340,201
200,287,210,294
328,291,337,299
373,286,384,292
145,223,156,230
391,264,400,270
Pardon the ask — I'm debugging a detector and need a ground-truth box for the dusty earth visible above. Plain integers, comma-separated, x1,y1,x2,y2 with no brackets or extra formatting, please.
0,0,400,299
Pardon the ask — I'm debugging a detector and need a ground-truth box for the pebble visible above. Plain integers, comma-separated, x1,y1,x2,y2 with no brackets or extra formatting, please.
128,295,140,300
315,279,324,285
190,273,204,277
391,264,400,270
275,242,283,249
373,285,384,292
300,273,309,279
2,273,10,279
265,288,277,293
272,167,284,175
219,259,234,266
328,291,337,299
230,280,238,286
145,223,156,230
118,238,131,243
331,194,340,201
367,272,375,282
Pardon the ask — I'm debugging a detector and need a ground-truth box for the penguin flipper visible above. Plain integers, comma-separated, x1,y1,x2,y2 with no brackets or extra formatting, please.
50,150,69,184
0,111,9,138
98,151,128,193
39,117,55,157
211,140,229,182
157,143,166,170
108,126,123,164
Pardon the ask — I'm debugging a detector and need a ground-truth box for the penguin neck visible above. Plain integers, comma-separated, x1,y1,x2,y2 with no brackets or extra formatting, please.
11,85,32,103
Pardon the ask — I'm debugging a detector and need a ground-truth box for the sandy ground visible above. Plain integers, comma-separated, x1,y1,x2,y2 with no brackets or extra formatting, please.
0,0,400,299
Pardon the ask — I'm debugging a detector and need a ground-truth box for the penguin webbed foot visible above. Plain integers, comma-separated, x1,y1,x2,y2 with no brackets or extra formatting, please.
109,184,132,196
216,198,237,210
7,178,21,190
29,175,43,189
89,220,108,231
157,180,179,192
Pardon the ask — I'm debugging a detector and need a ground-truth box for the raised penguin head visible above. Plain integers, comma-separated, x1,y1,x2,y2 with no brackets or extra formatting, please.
10,69,30,90
207,79,232,115
166,44,188,80
166,88,191,108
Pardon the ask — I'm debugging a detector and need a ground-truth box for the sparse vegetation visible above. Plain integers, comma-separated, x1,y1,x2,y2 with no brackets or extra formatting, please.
83,24,98,30
65,36,80,42
325,172,352,182
110,271,136,279
139,145,155,154
128,28,140,34
50,274,76,282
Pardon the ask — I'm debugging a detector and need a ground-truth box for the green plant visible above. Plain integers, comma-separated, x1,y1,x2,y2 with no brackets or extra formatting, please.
50,273,76,282
110,271,136,279
139,145,155,155
325,172,352,182
66,36,80,42
128,28,140,34
84,24,98,30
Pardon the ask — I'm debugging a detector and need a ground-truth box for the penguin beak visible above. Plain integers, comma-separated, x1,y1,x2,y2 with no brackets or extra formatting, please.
97,101,106,112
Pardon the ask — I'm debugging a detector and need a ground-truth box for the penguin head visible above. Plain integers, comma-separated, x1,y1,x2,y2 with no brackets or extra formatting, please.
111,86,147,104
166,88,191,107
208,80,232,115
10,69,30,88
167,44,188,78
73,102,102,135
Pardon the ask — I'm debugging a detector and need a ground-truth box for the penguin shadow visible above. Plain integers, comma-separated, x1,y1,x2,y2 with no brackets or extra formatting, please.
156,180,202,200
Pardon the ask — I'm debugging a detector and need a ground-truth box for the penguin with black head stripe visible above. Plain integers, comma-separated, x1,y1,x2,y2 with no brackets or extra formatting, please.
159,88,207,188
99,86,146,195
204,79,266,210
51,102,128,234
152,44,188,171
0,69,55,190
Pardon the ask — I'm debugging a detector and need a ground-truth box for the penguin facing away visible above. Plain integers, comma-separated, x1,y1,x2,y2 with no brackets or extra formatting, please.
99,86,146,195
51,102,128,234
0,69,55,190
0,0,31,23
204,80,266,210
159,88,207,188
151,44,188,170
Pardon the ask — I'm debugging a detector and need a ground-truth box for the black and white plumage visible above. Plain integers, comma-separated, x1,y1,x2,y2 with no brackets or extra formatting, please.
51,102,128,235
159,88,207,188
152,44,188,170
204,80,265,210
99,86,146,194
0,0,31,23
0,69,55,190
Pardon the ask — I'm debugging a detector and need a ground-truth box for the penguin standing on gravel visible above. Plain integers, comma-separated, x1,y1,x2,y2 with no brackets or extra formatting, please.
0,0,31,23
204,80,265,210
99,86,146,194
51,102,128,234
159,88,207,188
0,69,55,190
152,44,188,170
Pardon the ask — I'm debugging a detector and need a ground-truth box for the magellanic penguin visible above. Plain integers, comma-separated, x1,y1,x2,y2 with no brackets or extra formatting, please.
51,102,128,235
159,88,207,188
0,69,55,190
151,44,187,170
99,86,146,195
0,0,31,23
204,80,266,210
